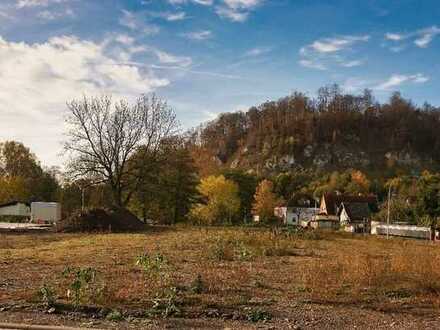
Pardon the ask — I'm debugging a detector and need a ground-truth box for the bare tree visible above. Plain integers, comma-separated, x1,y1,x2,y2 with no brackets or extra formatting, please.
64,94,178,207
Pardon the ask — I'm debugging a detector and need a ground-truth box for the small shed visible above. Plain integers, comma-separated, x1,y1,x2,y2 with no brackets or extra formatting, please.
31,202,62,224
0,201,30,218
310,214,340,230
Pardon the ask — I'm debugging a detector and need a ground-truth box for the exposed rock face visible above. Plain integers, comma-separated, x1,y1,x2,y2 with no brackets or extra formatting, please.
226,143,430,175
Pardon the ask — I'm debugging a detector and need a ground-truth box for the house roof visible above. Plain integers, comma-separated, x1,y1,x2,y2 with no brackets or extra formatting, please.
322,193,377,215
0,201,30,208
339,202,371,221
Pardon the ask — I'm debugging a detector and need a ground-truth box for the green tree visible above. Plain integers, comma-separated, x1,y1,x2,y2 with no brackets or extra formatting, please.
222,169,258,222
129,141,199,224
190,175,240,225
416,172,440,236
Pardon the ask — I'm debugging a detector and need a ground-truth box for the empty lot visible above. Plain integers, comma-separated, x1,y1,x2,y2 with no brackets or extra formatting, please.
1,227,440,329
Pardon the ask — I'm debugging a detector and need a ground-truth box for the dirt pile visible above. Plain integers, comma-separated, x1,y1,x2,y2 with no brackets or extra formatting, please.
57,208,146,232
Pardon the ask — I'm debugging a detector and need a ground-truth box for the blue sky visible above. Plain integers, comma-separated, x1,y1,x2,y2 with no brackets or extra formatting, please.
0,0,439,165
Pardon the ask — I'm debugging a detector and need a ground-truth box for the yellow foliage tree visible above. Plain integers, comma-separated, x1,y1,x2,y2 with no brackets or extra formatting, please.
252,179,284,223
0,176,29,203
350,170,370,193
190,175,240,225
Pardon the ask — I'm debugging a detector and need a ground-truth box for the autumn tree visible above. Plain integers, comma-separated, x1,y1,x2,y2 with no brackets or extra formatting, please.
252,179,284,223
0,141,59,203
64,94,178,207
190,175,240,225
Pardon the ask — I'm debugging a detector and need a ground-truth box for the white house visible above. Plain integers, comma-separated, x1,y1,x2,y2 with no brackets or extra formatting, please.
274,206,319,226
0,201,30,218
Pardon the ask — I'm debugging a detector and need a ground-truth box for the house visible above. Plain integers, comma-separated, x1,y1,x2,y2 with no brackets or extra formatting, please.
310,193,377,231
338,202,371,233
0,201,30,218
274,206,319,226
319,193,377,217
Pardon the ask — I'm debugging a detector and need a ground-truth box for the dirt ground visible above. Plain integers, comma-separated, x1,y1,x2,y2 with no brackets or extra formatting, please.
1,226,440,329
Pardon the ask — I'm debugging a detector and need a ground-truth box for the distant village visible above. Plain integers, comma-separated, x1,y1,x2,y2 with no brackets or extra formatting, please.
265,192,435,240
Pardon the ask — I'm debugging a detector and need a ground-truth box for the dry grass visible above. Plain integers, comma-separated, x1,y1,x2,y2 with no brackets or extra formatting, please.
1,227,440,321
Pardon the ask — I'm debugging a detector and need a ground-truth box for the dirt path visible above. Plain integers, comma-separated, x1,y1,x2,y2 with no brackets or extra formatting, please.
1,302,440,329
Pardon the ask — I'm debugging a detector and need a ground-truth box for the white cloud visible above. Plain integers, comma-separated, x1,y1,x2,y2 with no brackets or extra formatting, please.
0,35,169,166
119,10,160,35
16,0,68,8
167,0,213,6
385,32,404,41
298,59,326,70
151,49,193,67
216,0,262,22
299,35,369,70
182,30,213,40
302,35,370,54
376,73,429,90
384,26,440,49
342,73,430,93
244,46,271,57
36,7,74,20
150,11,187,21
339,59,364,68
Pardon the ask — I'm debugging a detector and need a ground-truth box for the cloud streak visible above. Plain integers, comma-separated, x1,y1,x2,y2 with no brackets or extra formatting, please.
384,26,440,49
299,35,369,70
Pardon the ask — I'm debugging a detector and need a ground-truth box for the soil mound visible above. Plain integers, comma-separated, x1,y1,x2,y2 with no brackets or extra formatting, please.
57,208,146,233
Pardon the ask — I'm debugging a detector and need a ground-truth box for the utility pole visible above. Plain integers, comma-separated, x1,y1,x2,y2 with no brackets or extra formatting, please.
81,187,85,212
387,185,391,239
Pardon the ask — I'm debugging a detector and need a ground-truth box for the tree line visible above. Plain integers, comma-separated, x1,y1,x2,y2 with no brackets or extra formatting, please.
1,88,440,226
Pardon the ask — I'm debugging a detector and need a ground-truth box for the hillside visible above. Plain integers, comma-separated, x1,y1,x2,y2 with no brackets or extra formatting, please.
190,86,440,175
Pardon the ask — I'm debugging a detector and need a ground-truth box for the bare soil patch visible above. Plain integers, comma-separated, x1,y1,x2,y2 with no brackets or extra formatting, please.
1,227,440,329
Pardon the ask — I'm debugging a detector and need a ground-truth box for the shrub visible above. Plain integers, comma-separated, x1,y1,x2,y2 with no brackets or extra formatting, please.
38,284,55,308
245,308,272,322
62,266,100,307
150,286,182,318
190,274,204,294
135,252,170,275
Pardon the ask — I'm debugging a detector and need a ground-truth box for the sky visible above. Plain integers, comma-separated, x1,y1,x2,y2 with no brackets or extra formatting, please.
0,0,439,166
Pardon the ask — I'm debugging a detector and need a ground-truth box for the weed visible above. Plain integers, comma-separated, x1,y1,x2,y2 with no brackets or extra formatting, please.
135,252,170,275
106,310,124,321
38,284,55,308
245,308,272,322
235,243,253,261
149,286,182,318
62,266,99,307
190,274,204,294
207,239,230,261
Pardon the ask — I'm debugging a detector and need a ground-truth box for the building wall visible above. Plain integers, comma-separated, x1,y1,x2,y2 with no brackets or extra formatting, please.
275,207,320,225
340,208,350,226
0,203,30,217
31,202,61,223
371,221,431,239
310,220,340,230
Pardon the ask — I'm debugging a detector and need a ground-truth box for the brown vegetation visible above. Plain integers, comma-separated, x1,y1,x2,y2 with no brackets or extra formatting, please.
1,227,440,328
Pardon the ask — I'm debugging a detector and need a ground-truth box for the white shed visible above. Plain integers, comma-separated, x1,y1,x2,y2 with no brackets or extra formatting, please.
0,201,30,217
31,202,62,223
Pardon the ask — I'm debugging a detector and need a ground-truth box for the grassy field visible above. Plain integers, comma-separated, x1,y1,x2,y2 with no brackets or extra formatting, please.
1,226,440,329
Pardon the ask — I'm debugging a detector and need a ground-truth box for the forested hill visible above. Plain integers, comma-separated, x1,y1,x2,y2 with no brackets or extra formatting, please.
189,86,440,175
